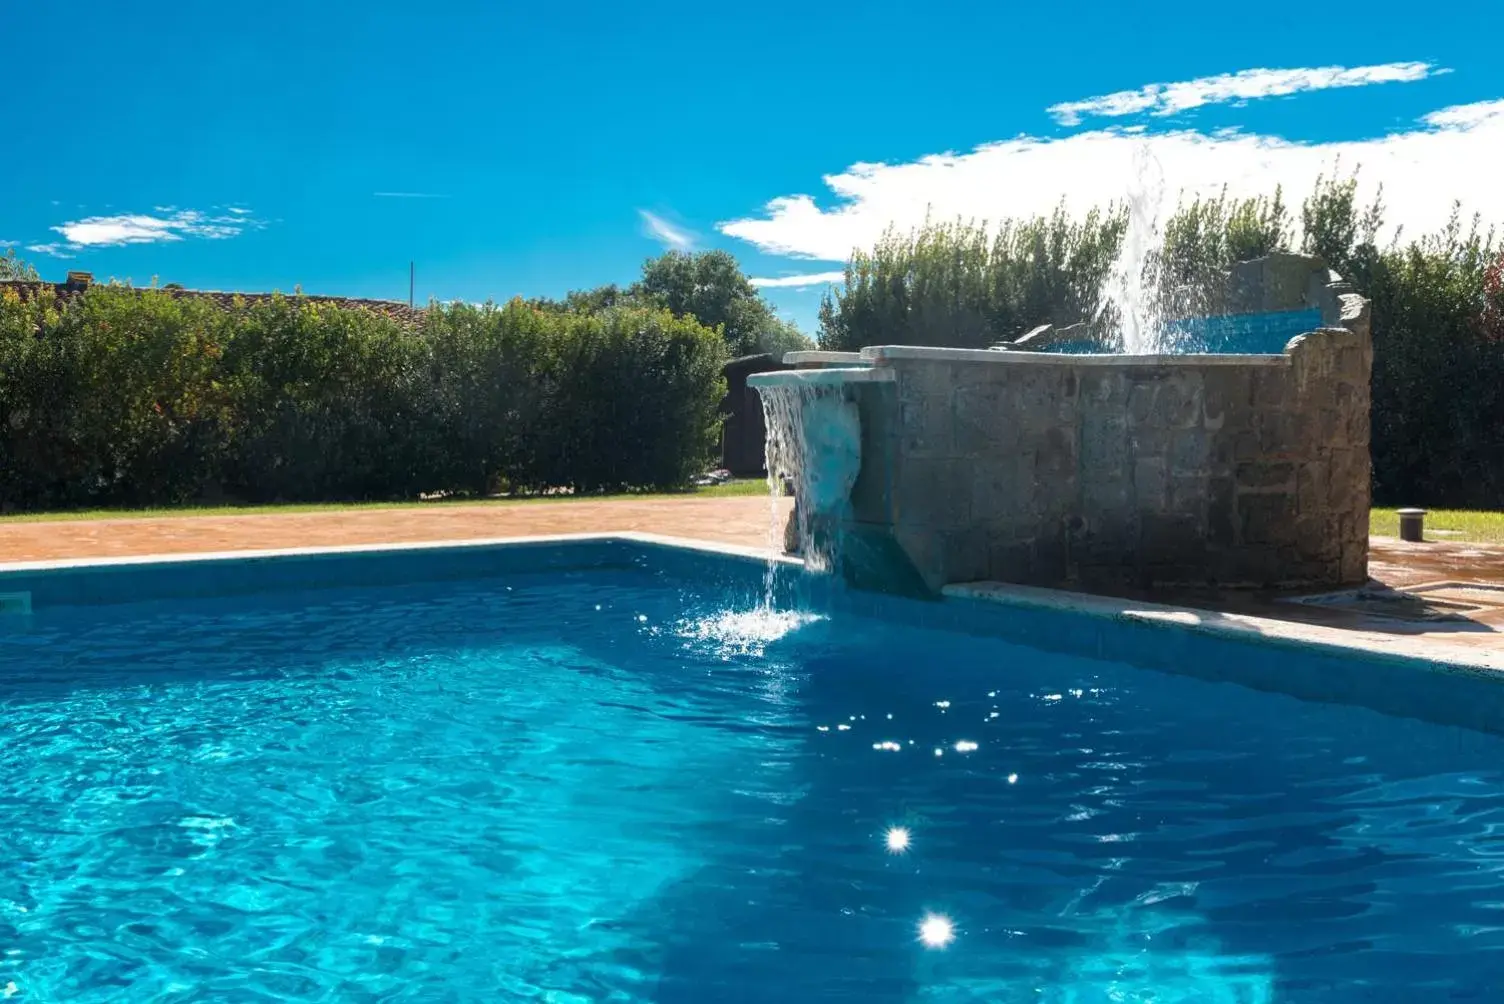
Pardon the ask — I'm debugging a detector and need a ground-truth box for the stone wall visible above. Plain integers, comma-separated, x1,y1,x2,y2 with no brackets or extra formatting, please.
831,293,1372,594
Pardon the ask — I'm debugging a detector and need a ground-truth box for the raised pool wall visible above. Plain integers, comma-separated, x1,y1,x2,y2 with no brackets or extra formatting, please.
756,253,1373,596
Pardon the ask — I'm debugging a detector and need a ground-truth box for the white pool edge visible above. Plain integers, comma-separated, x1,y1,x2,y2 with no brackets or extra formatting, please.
944,581,1503,674
0,532,801,575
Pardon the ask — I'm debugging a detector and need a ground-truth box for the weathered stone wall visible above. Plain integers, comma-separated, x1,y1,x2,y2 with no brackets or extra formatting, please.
837,300,1371,594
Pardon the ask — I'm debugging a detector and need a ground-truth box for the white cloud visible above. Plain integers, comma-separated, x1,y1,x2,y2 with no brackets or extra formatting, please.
26,243,74,259
227,206,253,214
48,208,259,249
0,239,16,248
720,98,1504,263
748,271,847,288
1048,62,1441,126
638,209,696,251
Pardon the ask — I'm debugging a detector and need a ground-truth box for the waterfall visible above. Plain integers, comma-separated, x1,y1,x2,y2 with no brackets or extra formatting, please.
757,378,864,585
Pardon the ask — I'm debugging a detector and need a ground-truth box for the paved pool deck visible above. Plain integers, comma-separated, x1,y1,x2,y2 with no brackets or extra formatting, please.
1,496,1498,666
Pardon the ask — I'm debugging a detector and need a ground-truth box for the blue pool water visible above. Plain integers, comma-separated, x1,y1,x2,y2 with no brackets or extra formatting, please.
2,559,1503,1001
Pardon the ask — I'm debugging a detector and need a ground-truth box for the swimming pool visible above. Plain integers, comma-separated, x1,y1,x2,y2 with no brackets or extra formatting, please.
2,539,1502,1001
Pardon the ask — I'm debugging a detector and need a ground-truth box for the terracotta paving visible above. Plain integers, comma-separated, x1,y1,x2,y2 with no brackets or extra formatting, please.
1,497,1499,662
0,496,791,563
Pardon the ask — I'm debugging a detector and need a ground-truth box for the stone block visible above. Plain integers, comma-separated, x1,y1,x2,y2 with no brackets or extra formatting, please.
895,363,952,407
1079,369,1128,406
1226,429,1263,462
1339,292,1371,341
1259,411,1310,453
1296,462,1329,515
1133,456,1170,511
952,385,1013,456
971,452,1037,524
1261,252,1320,312
1325,448,1366,510
1127,378,1159,426
1080,473,1133,516
1079,413,1129,473
1293,514,1341,562
1207,477,1238,545
1250,369,1287,409
1240,493,1296,545
940,526,992,583
1168,430,1211,475
1340,541,1369,585
1141,513,1203,561
985,536,1038,584
1037,425,1078,478
1236,461,1295,492
1160,376,1205,429
1168,473,1210,514
1344,397,1371,447
1031,528,1073,584
893,458,970,528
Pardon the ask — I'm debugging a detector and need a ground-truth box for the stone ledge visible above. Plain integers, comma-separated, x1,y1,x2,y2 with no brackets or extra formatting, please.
863,345,1291,367
943,580,1503,673
748,366,896,388
782,351,868,366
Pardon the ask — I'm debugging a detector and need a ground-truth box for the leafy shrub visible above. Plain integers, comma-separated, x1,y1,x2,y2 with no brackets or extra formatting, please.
817,205,1125,350
816,176,1504,509
0,285,728,511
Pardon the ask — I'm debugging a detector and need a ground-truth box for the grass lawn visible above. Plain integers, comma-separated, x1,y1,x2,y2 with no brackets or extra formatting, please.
0,478,770,524
1370,507,1504,544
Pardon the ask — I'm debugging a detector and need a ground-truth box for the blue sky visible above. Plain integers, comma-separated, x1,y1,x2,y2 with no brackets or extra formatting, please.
4,0,1503,332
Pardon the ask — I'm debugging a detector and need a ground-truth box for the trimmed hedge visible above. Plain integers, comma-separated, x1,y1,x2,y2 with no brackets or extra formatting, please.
0,288,727,511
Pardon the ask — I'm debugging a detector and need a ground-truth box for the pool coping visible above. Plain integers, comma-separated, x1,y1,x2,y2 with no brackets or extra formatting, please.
944,581,1503,675
0,533,1495,676
0,531,800,575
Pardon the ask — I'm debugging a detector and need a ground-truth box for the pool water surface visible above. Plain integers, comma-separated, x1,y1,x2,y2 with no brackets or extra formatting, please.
1,562,1502,1001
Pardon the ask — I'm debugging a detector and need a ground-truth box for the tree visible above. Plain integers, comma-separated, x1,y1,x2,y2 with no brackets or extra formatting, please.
634,250,812,358
0,248,38,281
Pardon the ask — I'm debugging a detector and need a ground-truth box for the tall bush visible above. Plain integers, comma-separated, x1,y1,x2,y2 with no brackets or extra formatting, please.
0,286,229,508
817,205,1125,350
0,286,728,512
815,176,1504,508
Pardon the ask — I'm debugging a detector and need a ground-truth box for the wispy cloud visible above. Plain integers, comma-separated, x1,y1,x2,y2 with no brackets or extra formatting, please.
44,208,262,251
720,98,1504,263
1048,61,1442,126
0,239,16,248
638,209,697,251
748,271,847,288
373,191,448,199
26,243,74,259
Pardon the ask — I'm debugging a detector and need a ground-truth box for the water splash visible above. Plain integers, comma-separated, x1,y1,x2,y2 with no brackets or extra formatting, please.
1099,144,1168,354
674,607,825,660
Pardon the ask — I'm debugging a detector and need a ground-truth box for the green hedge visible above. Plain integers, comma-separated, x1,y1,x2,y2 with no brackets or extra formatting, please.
817,180,1504,509
0,288,727,511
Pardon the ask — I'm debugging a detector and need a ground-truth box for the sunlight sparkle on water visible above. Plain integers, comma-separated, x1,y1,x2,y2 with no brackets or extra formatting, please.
918,913,956,948
885,826,911,853
675,607,825,658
